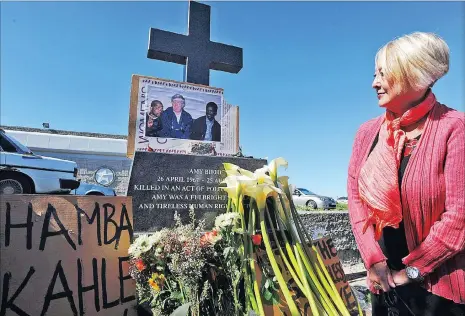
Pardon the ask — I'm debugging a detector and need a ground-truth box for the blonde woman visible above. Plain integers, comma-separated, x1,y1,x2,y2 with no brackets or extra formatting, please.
348,32,465,315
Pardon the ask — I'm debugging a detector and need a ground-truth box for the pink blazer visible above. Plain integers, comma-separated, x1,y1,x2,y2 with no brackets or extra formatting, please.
347,102,465,304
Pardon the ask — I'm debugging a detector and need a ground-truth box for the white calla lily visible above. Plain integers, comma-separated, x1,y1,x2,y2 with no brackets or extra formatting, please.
268,157,288,183
220,175,257,205
278,176,293,200
238,168,256,180
253,167,274,185
244,183,282,212
223,162,240,172
223,162,242,177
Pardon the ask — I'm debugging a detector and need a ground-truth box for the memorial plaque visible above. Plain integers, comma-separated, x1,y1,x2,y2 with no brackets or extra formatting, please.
127,152,267,232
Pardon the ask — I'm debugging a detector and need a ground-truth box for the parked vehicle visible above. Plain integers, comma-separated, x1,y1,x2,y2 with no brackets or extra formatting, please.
71,181,116,196
292,187,337,210
0,129,79,194
337,196,348,204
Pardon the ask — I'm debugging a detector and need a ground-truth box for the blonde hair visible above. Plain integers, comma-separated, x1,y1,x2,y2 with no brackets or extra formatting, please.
375,32,450,92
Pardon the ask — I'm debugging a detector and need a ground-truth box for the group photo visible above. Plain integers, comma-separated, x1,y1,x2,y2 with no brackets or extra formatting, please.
144,82,223,143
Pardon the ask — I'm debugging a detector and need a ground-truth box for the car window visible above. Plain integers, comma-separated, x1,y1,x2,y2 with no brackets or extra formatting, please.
298,188,316,195
0,135,18,153
4,133,33,154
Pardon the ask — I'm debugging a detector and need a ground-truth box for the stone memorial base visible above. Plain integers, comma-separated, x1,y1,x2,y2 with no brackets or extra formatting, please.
127,151,267,233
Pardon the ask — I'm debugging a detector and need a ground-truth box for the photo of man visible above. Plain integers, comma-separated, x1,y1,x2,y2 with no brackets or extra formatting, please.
133,77,232,155
160,94,193,139
145,100,164,137
190,102,221,142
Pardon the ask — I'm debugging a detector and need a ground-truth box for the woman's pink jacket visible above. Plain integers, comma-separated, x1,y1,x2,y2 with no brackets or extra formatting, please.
347,102,465,304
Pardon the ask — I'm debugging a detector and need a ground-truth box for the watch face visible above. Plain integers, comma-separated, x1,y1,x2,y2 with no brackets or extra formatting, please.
407,267,419,279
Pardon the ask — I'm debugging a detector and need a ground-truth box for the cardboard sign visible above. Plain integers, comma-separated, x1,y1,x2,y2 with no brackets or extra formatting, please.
255,237,358,315
0,195,136,316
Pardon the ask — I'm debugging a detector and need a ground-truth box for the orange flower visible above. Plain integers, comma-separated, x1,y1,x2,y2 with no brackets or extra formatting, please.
251,234,262,246
135,259,146,271
148,273,166,292
148,279,160,291
200,230,219,247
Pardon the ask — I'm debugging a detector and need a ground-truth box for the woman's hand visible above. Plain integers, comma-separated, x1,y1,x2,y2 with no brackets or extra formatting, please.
368,261,396,292
391,269,411,286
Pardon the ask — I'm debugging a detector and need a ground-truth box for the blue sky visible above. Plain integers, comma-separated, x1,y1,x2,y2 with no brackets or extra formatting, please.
1,1,464,198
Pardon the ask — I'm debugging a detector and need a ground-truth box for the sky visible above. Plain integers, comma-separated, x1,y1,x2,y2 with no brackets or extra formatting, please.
1,1,464,198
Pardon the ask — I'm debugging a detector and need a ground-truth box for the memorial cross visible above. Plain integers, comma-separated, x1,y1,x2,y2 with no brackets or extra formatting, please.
147,1,243,86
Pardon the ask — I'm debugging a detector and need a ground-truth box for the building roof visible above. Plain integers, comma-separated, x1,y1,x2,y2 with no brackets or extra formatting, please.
0,125,127,140
1,125,128,156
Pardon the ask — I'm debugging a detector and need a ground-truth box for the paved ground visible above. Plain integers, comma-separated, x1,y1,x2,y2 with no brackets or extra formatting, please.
349,276,372,316
344,262,366,276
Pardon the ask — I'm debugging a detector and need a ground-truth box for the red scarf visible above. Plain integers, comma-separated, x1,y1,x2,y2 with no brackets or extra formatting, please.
358,91,437,240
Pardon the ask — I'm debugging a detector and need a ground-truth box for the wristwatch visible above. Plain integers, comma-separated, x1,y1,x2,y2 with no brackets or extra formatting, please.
406,266,424,282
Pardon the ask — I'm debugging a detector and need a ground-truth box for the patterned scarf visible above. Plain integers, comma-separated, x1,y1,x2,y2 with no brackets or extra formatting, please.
358,91,437,240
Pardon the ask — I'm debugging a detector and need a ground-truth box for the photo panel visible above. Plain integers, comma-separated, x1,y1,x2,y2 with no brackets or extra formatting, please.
128,75,239,157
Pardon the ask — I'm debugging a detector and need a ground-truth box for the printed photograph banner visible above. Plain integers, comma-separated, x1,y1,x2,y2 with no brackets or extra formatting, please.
127,75,239,158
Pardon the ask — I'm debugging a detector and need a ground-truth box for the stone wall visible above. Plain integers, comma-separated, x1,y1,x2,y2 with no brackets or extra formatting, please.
33,151,132,196
299,211,365,273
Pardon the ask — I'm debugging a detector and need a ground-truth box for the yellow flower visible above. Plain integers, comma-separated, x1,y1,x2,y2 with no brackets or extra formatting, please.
148,278,160,291
223,163,256,178
268,158,288,183
220,175,257,205
253,167,274,185
244,183,282,212
238,168,256,180
278,176,293,201
148,273,165,292
223,163,241,177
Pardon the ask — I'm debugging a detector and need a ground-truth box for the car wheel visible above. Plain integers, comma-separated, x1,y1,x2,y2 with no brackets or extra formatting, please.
306,200,317,209
0,173,32,194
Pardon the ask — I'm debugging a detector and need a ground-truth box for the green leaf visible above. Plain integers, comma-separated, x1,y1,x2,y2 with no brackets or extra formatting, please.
270,280,278,291
170,291,184,300
170,303,191,316
263,289,272,301
271,292,280,306
150,296,158,306
223,246,234,258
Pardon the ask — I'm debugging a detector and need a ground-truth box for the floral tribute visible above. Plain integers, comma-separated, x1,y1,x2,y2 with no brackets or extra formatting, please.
128,158,362,316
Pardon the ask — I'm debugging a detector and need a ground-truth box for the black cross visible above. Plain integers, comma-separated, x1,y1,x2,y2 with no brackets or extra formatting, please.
147,1,243,86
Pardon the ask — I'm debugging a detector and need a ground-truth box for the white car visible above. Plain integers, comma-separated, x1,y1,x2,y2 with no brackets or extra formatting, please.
337,196,348,204
292,187,337,210
71,182,116,196
0,129,79,194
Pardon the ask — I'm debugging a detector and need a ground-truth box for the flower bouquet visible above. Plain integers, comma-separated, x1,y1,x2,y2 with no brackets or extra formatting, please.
128,208,247,316
129,158,362,316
